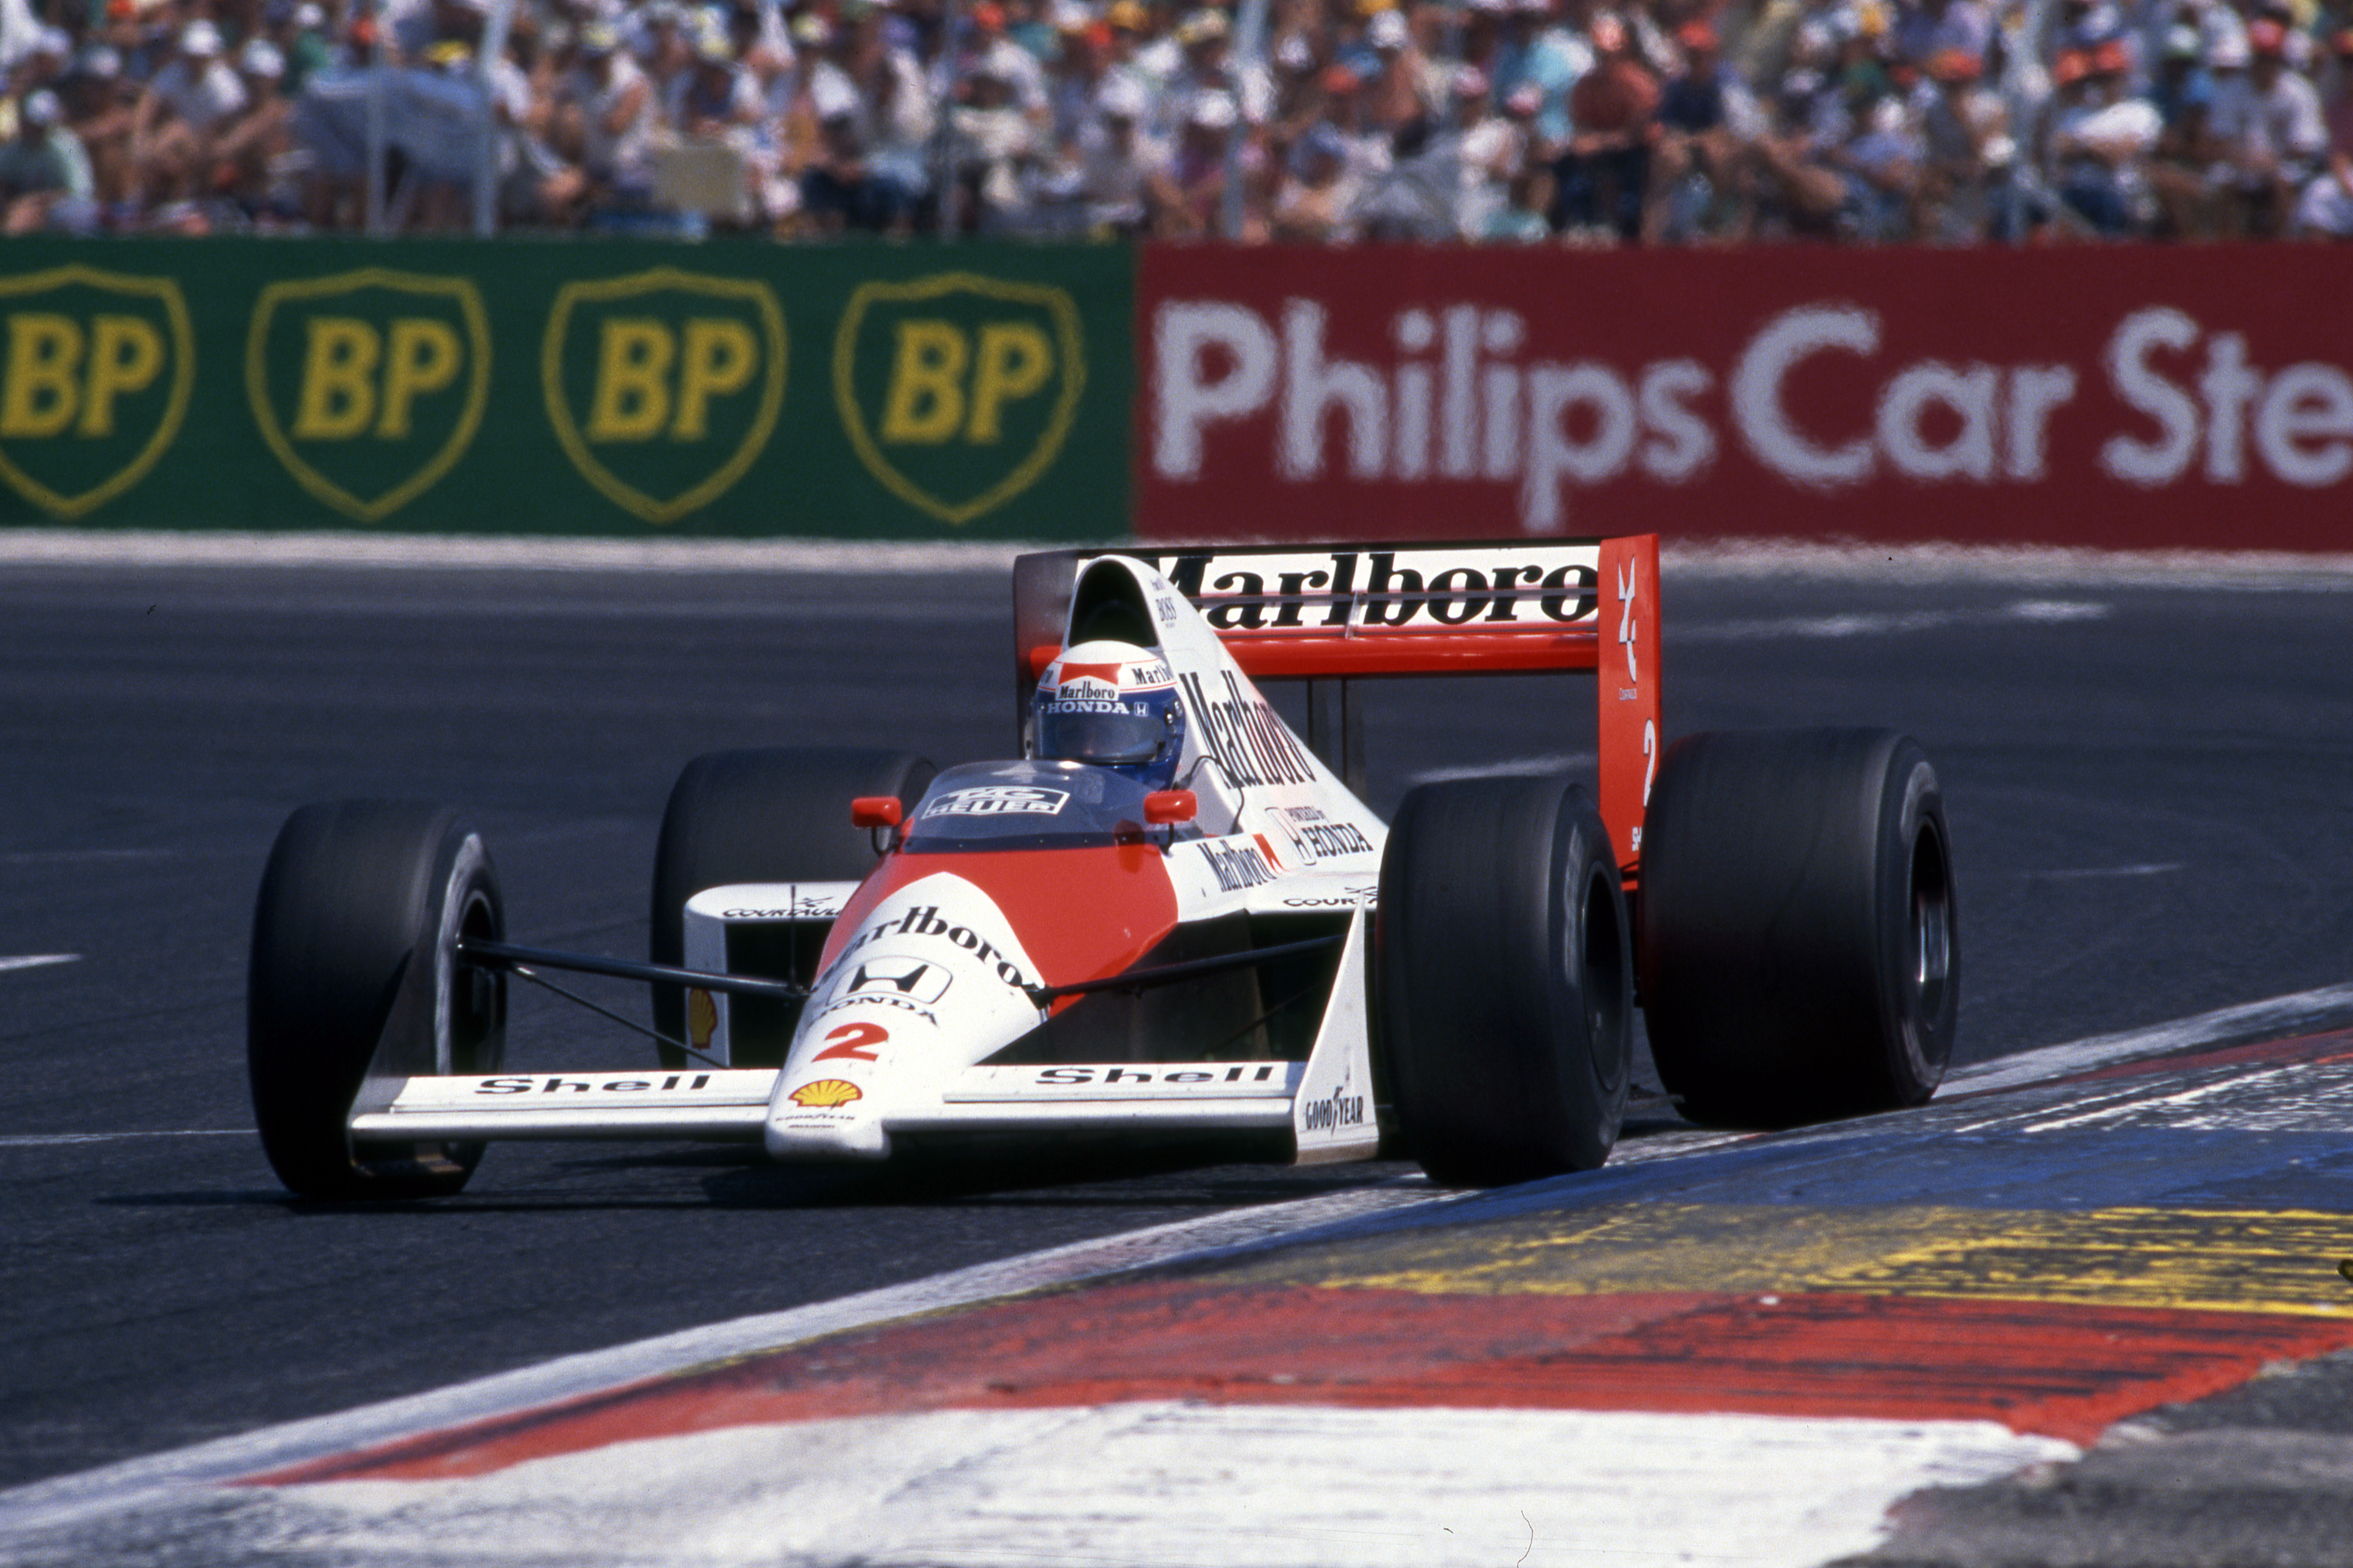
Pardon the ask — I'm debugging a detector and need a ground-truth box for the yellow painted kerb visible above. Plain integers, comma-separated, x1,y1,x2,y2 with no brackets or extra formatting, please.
1232,1202,2353,1319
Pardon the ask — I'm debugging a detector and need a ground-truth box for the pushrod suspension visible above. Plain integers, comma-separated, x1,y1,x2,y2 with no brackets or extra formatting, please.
1024,933,1344,1005
455,938,807,1001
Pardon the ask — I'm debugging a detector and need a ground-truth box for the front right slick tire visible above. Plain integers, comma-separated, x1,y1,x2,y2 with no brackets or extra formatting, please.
1377,774,1633,1186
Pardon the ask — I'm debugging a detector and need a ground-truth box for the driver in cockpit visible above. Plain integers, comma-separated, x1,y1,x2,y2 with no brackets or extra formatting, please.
1031,639,1188,791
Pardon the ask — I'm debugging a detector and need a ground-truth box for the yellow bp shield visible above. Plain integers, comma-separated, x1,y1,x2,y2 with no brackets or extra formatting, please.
834,273,1085,526
246,270,491,524
0,266,193,520
541,269,787,526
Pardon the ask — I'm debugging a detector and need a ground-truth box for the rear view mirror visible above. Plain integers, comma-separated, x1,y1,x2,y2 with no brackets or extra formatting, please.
1143,790,1198,825
850,797,903,829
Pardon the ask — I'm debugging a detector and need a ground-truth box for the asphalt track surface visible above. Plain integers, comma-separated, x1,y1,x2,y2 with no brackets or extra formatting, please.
4,548,2352,1517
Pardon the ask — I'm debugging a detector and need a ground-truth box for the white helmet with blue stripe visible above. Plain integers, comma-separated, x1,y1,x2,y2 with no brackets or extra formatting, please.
1032,639,1188,790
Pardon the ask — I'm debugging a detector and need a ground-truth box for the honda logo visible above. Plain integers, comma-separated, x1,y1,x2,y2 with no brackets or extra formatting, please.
846,956,951,1005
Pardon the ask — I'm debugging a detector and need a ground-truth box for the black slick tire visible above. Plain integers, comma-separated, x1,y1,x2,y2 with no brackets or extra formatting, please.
248,801,506,1200
649,747,935,1063
1375,775,1633,1185
1637,728,1958,1129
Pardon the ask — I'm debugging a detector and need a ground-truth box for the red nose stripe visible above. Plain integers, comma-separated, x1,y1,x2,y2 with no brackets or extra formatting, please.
818,847,1180,996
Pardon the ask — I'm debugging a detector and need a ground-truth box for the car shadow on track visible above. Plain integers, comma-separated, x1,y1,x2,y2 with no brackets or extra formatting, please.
93,1138,1426,1215
687,1136,1423,1211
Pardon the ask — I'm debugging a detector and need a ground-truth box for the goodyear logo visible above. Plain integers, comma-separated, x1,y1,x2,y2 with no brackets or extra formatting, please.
246,269,491,523
0,265,193,519
834,272,1083,525
542,267,786,525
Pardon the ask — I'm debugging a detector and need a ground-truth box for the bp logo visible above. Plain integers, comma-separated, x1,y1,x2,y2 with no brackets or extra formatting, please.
833,273,1084,526
246,270,491,523
0,265,193,520
542,268,786,525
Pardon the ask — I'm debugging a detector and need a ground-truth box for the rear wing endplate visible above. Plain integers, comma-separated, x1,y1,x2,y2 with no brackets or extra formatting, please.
1012,539,1662,873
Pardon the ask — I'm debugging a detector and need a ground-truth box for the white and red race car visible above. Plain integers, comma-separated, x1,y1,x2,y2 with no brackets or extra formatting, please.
246,538,1958,1199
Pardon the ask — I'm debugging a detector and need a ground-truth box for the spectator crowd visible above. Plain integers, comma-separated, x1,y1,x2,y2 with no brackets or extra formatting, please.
1,0,2350,240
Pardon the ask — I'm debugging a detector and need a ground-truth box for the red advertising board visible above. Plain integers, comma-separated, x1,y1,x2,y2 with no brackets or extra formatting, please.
1134,243,2353,550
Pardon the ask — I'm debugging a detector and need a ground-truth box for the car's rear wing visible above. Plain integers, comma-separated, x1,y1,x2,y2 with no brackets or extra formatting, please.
1012,538,1662,875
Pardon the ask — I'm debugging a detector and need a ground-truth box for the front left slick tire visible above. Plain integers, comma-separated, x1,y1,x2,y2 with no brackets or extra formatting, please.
248,801,505,1200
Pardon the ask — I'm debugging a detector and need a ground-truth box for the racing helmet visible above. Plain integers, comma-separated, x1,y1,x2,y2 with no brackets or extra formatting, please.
1033,639,1188,789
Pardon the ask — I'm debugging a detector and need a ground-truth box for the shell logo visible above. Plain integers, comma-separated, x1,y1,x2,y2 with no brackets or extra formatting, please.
789,1079,863,1109
687,987,717,1050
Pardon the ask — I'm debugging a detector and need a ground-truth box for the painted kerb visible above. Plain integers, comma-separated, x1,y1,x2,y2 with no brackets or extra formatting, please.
0,237,1131,541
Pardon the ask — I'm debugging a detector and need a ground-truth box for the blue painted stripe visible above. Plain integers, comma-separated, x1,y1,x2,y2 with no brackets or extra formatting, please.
1182,1125,2353,1270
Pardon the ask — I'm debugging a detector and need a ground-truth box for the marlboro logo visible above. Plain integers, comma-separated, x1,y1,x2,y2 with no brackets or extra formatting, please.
1141,547,1602,631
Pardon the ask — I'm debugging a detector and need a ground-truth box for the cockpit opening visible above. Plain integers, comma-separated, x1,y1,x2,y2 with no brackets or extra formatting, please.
902,760,1162,853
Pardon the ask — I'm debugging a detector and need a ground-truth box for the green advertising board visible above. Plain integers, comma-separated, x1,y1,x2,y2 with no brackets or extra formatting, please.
0,236,1132,540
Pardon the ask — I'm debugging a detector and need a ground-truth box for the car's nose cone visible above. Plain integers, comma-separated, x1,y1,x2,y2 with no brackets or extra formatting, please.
764,870,1048,1160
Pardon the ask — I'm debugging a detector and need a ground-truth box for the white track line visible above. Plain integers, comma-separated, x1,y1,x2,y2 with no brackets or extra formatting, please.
1944,978,2353,1096
2027,862,2186,880
1660,539,2353,589
0,1131,249,1147
0,954,78,974
1674,599,2113,643
241,1405,2072,1568
0,1179,1449,1537
0,849,171,864
0,530,1035,575
1407,751,1597,785
7,530,2353,585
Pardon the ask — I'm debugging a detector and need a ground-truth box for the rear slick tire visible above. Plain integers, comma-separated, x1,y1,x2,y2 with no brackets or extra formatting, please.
1376,775,1633,1186
1637,728,1958,1129
248,801,506,1200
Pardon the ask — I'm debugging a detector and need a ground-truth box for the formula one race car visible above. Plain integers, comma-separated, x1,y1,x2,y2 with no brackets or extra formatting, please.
246,538,1958,1199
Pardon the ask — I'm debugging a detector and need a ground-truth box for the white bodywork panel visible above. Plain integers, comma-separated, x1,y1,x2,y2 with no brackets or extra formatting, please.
680,882,859,1069
763,867,1056,1161
1291,912,1380,1163
351,1069,777,1141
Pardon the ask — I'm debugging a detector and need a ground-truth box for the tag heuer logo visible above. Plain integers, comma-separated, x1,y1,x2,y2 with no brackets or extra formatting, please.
0,265,194,520
542,268,787,525
245,269,491,523
925,786,1070,817
833,273,1084,526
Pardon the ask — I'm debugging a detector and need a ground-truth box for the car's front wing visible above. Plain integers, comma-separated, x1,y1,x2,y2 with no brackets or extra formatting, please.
350,912,1380,1165
349,1063,1306,1142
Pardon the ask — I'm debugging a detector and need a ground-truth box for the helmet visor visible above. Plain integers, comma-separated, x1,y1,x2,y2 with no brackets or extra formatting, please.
1036,701,1167,765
